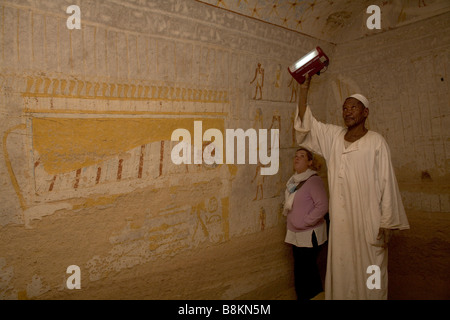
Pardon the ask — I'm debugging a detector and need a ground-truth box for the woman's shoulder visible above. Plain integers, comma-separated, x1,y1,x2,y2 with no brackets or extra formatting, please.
305,174,325,186
305,175,327,198
309,174,322,181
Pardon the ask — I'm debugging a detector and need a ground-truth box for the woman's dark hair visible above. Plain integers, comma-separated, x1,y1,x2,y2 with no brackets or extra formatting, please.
296,147,314,161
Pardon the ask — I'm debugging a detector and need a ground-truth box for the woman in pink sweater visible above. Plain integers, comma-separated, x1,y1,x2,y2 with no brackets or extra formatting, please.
283,147,329,300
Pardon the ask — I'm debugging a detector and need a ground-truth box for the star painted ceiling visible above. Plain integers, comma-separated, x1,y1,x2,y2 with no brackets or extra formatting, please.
196,0,450,43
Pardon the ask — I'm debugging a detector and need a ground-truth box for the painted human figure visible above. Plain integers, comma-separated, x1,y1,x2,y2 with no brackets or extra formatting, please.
251,163,265,201
269,111,281,150
250,63,264,100
269,112,283,196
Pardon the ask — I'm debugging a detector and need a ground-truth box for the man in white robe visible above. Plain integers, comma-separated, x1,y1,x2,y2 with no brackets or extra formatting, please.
294,77,409,300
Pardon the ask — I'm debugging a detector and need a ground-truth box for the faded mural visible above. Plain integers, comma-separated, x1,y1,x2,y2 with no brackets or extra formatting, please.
0,0,328,299
0,0,449,299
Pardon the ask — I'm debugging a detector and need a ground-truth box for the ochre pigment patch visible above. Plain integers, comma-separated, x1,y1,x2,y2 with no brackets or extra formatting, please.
32,117,224,175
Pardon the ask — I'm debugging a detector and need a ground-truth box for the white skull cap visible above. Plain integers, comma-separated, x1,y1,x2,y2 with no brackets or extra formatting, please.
349,94,369,108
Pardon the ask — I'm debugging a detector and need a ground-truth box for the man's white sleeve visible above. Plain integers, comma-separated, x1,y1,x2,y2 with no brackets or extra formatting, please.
377,140,410,230
294,105,342,162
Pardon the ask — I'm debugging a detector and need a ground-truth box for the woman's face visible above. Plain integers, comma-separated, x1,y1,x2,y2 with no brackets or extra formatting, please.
294,150,312,174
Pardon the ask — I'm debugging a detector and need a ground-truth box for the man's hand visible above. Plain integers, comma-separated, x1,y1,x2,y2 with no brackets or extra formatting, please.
375,228,393,248
301,74,311,89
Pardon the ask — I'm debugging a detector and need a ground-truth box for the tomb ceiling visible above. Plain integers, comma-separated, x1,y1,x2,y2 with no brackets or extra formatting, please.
196,0,450,44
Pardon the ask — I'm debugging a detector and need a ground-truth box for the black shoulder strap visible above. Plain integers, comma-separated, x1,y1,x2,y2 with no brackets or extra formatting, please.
294,174,318,191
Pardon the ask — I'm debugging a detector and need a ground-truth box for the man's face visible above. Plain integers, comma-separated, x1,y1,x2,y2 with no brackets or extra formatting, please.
294,150,311,174
342,98,368,128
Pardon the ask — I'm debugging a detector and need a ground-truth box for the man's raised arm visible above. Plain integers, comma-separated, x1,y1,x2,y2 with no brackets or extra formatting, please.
297,75,311,122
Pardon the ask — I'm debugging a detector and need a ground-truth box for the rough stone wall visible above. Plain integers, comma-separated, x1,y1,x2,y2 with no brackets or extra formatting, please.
0,0,332,299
